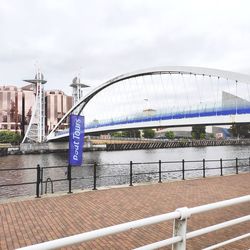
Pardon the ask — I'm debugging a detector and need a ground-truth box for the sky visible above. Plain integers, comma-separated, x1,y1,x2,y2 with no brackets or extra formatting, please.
1,0,250,95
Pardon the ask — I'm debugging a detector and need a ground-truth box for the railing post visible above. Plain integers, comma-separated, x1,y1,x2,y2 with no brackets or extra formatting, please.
236,157,239,174
220,158,223,176
40,167,44,195
67,164,72,194
158,160,162,183
182,159,185,180
36,164,41,198
203,159,205,178
249,157,250,172
173,207,190,250
129,161,133,186
93,162,97,190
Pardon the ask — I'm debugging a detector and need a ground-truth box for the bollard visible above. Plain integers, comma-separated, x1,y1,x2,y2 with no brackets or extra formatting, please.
203,159,205,178
236,157,239,174
220,158,223,176
67,164,72,194
36,164,41,198
129,161,133,186
182,159,185,180
93,162,97,190
158,160,162,183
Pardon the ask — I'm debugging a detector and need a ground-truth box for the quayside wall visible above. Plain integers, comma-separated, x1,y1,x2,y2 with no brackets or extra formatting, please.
106,139,250,151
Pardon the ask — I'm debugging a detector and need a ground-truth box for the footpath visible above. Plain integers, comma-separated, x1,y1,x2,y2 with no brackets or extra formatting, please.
0,173,249,249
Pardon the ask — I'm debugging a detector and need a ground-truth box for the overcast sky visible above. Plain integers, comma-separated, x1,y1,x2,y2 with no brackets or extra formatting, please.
1,0,250,95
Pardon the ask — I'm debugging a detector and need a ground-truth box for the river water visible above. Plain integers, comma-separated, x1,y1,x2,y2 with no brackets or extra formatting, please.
0,145,249,200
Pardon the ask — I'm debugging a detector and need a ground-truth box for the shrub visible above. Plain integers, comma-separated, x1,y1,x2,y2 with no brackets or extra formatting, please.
0,130,22,144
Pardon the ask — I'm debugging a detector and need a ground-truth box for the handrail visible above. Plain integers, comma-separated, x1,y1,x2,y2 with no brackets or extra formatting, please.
203,232,250,250
1,156,250,199
16,195,250,250
135,215,250,250
17,211,181,250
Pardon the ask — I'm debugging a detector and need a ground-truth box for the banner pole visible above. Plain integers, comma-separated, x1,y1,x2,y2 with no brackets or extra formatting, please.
67,164,72,194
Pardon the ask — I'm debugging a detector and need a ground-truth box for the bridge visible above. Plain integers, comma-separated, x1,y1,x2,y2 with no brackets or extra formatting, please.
46,66,250,141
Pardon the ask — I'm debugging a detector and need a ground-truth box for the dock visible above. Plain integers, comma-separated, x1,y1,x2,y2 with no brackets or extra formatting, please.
0,173,249,249
104,138,250,151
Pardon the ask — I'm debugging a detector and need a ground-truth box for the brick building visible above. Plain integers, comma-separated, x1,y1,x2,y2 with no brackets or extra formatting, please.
0,84,72,134
46,90,72,132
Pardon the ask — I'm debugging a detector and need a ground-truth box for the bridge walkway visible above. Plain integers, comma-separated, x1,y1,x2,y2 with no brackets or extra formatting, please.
0,173,249,249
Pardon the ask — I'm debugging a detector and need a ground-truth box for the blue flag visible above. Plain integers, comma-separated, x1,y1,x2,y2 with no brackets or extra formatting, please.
69,114,85,166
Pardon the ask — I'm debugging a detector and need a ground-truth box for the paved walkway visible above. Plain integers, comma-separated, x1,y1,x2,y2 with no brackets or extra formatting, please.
0,173,250,250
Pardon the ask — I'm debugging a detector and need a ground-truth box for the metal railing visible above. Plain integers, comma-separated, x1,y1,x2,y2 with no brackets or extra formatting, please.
16,195,250,250
0,157,250,199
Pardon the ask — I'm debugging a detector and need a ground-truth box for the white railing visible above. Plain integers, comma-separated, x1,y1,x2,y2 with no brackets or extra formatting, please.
17,195,250,250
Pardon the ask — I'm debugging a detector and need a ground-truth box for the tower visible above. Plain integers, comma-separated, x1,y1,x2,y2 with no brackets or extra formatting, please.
22,71,47,143
70,77,89,114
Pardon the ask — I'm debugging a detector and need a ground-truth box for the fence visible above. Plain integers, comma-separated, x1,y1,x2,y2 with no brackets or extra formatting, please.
16,195,250,250
0,157,250,199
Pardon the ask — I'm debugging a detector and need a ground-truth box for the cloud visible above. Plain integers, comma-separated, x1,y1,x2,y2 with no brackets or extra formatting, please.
1,0,250,95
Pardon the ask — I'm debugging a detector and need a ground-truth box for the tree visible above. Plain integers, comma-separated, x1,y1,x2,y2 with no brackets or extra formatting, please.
191,125,206,139
165,131,174,139
229,123,250,138
0,131,22,144
129,130,141,138
111,130,141,138
110,131,123,137
143,129,155,138
121,130,141,138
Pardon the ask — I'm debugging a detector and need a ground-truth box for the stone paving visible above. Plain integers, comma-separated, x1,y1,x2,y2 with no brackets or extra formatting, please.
0,173,249,250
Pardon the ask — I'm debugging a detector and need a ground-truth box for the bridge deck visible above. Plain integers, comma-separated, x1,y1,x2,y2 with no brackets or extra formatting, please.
0,173,249,249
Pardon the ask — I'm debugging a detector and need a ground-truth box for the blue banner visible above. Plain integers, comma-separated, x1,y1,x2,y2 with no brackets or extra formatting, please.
68,114,85,166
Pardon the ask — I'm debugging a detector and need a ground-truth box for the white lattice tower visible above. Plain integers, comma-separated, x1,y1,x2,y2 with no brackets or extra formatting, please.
70,77,89,114
22,71,47,143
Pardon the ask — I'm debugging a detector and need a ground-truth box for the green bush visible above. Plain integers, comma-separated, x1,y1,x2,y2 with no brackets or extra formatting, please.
191,125,206,139
0,130,22,144
143,129,155,138
165,131,174,139
111,130,141,138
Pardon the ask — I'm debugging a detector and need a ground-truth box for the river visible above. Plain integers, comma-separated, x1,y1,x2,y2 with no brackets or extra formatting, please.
0,145,249,200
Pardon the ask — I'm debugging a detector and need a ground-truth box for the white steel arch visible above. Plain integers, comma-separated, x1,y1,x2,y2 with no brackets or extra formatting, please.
47,66,250,140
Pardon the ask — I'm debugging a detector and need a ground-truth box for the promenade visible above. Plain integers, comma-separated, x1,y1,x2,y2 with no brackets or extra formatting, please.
0,173,249,249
